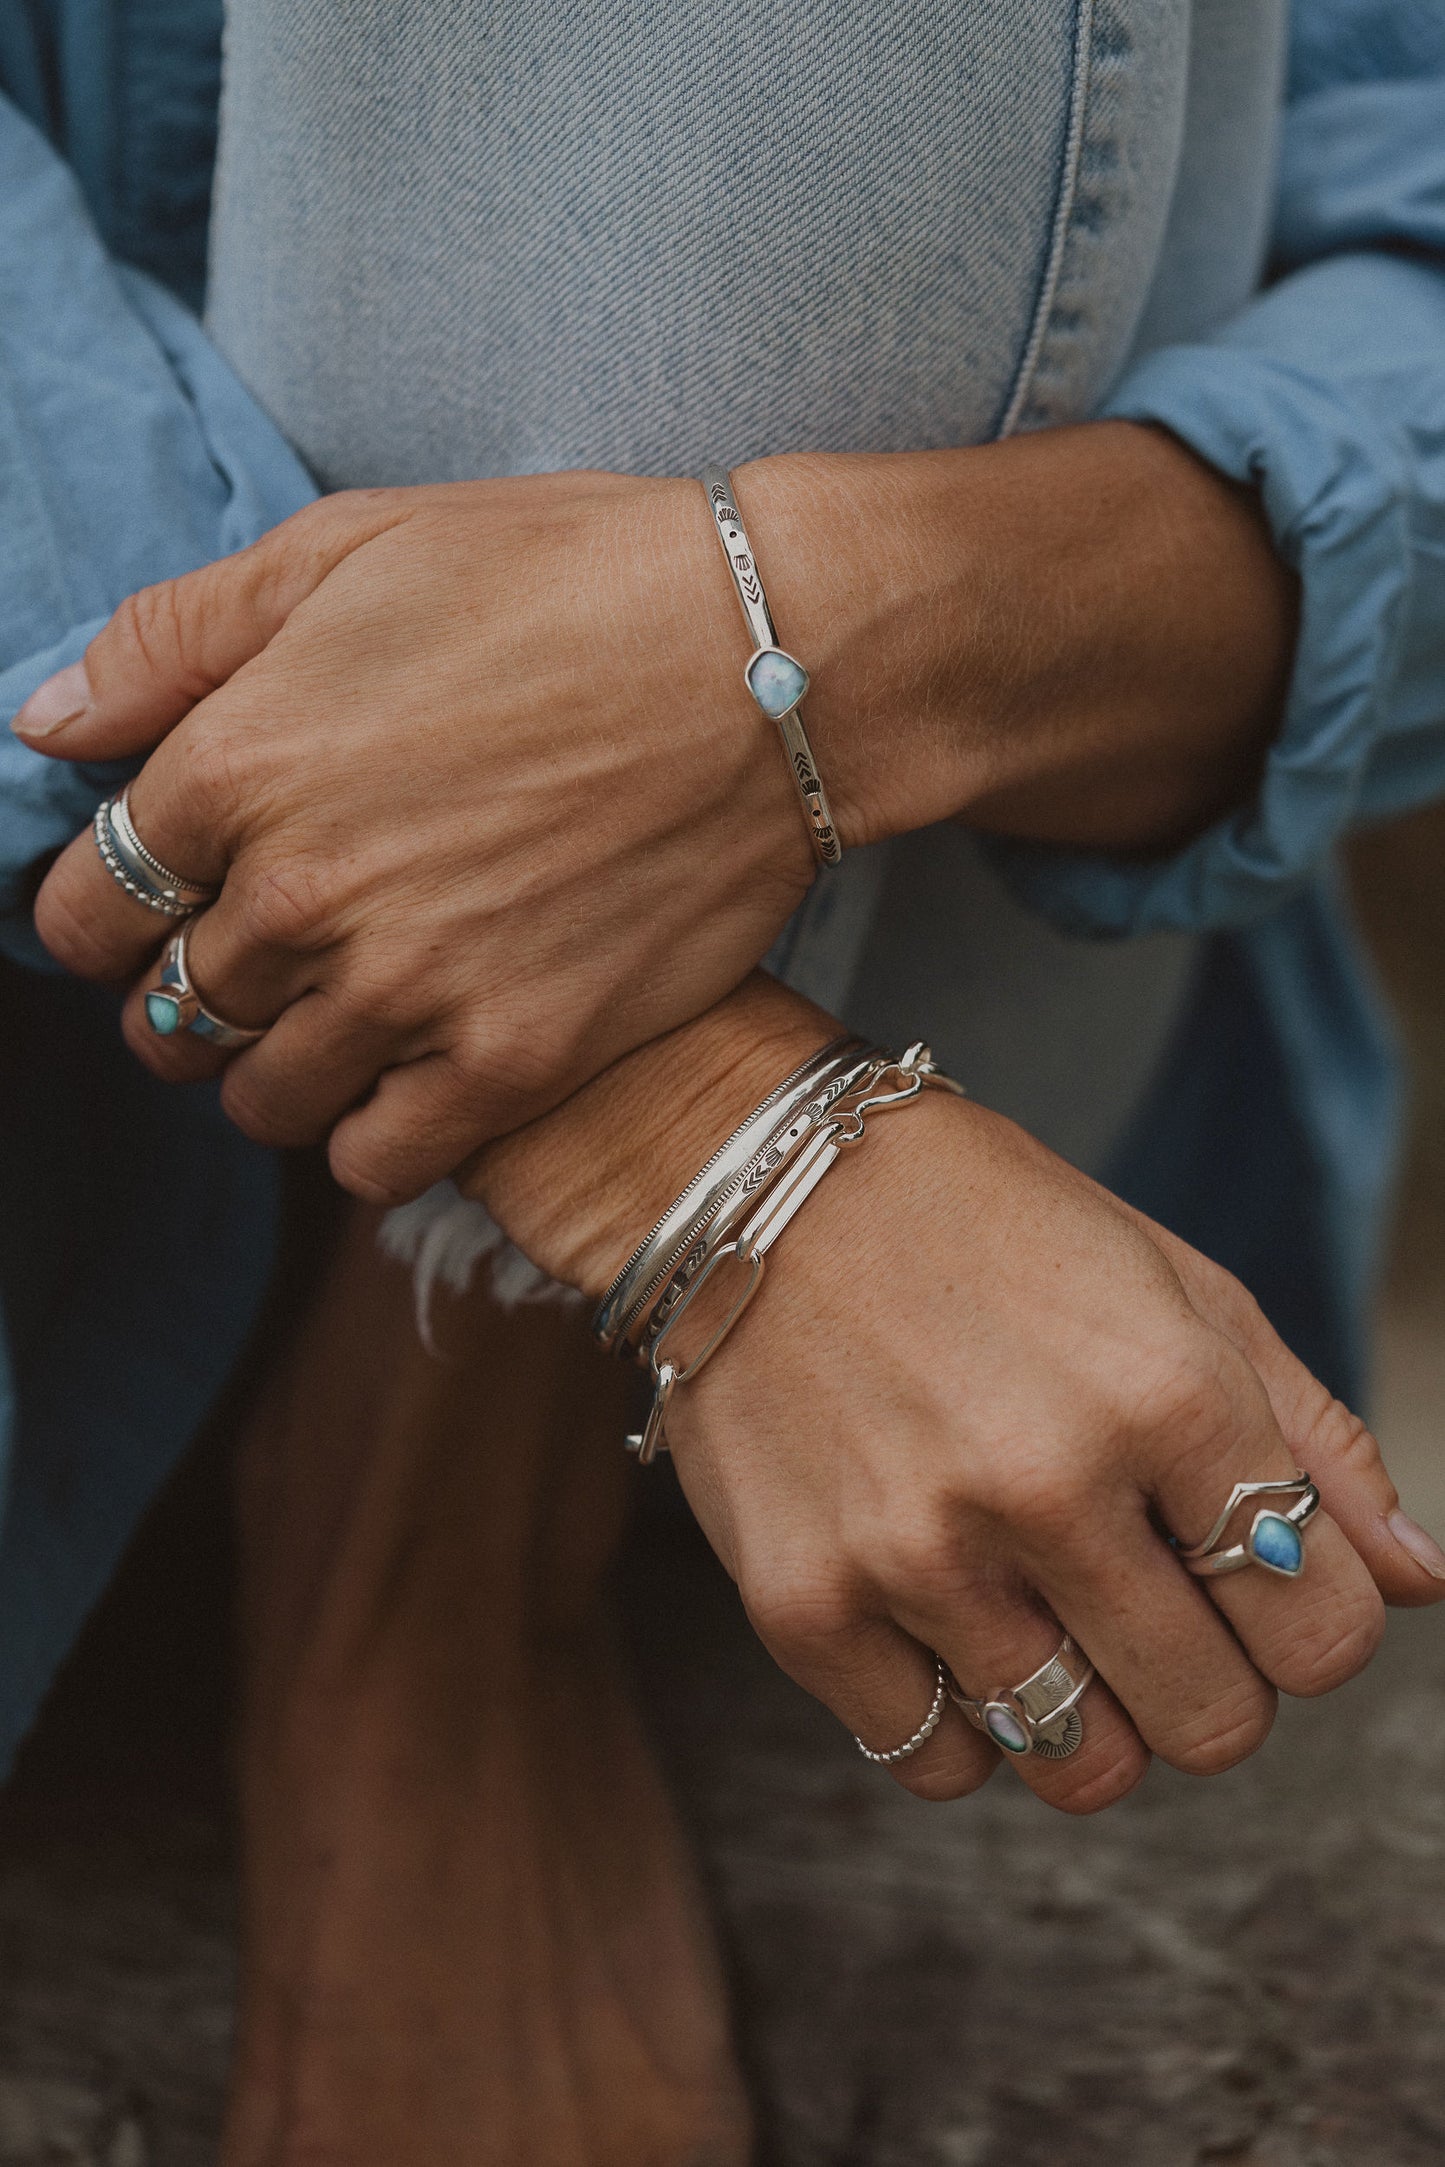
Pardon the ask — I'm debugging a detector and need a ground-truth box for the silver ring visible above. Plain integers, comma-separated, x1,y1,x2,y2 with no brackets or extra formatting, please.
946,1635,1094,1761
93,789,218,917
854,1656,949,1765
1178,1472,1319,1579
144,920,266,1049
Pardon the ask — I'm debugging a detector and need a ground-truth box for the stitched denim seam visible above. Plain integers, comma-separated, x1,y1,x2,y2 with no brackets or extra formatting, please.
996,0,1094,439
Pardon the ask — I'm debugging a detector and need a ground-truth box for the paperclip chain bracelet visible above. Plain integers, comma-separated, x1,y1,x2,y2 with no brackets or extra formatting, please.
700,463,843,869
623,1042,966,1463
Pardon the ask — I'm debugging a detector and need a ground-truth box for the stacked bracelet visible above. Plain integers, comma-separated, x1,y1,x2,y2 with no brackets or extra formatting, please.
700,463,843,869
596,1038,965,1464
592,1035,866,1352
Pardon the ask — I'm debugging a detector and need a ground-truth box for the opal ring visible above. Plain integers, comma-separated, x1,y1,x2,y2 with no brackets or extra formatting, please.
1178,1472,1319,1580
946,1635,1093,1761
93,789,218,920
145,921,266,1049
854,1655,950,1766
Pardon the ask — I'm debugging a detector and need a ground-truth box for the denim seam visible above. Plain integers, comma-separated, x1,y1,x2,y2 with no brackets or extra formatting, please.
997,0,1094,439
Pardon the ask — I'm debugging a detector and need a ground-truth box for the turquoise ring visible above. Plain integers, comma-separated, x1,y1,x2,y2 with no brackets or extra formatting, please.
1178,1473,1320,1580
145,922,266,1050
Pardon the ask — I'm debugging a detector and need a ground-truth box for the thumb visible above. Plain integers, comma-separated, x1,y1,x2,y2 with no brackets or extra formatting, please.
10,491,404,761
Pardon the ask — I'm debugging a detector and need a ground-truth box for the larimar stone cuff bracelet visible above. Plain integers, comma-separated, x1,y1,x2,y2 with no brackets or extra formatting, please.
699,463,843,869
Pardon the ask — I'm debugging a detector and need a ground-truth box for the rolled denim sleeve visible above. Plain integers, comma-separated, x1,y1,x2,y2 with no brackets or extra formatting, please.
0,89,316,966
995,11,1445,938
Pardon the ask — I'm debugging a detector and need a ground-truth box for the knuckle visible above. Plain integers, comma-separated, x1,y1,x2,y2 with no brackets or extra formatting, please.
891,1742,996,1804
1193,1253,1263,1336
1132,1341,1237,1456
113,580,211,704
867,1517,969,1609
327,1126,423,1208
230,859,331,952
176,724,250,826
33,879,125,980
1310,1399,1387,1484
980,1455,1089,1549
334,973,417,1041
456,1022,576,1131
741,1566,857,1662
220,1068,320,1150
1272,1584,1385,1699
1162,1677,1276,1776
1040,1741,1151,1817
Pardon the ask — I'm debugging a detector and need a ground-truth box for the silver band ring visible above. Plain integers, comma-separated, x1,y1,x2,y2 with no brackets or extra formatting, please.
1178,1472,1319,1579
144,920,266,1049
93,789,218,918
854,1656,949,1766
947,1634,1094,1761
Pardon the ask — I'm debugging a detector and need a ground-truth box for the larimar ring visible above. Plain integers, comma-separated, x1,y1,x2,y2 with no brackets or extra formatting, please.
1178,1472,1319,1580
946,1635,1093,1761
854,1656,950,1766
93,789,218,919
145,921,266,1049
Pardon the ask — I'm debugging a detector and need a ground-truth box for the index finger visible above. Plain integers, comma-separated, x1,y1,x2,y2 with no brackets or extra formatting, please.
33,732,234,985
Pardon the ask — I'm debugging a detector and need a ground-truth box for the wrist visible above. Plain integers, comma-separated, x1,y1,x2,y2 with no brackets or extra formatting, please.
732,422,1297,856
466,975,839,1302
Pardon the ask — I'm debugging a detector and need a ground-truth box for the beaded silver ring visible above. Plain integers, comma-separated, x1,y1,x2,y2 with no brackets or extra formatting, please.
854,1656,950,1766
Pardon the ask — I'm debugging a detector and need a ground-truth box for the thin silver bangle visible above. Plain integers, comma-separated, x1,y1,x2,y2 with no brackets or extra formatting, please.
699,463,843,869
633,1046,896,1362
591,1035,864,1352
625,1045,966,1462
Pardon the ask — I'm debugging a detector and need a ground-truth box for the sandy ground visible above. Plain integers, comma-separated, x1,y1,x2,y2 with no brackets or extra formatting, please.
0,809,1441,2167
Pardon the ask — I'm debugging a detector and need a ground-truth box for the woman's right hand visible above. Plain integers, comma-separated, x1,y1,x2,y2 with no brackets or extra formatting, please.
473,976,1445,1811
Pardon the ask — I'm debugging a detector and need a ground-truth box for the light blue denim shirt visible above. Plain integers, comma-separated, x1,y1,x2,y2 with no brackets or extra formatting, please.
0,0,1442,1773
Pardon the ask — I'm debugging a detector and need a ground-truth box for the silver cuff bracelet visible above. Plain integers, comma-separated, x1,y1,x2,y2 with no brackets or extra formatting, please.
699,463,843,869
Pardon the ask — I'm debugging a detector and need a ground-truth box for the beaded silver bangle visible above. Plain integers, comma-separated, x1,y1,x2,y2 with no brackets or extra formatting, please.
700,463,843,870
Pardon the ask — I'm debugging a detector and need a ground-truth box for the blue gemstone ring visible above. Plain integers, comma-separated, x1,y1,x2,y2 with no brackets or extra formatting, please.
144,921,267,1050
1178,1473,1320,1580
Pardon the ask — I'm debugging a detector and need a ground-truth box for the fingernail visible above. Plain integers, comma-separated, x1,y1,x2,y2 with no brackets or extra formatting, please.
1388,1508,1445,1581
12,661,91,741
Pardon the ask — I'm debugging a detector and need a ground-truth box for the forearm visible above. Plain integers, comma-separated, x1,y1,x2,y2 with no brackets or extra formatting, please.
740,422,1298,857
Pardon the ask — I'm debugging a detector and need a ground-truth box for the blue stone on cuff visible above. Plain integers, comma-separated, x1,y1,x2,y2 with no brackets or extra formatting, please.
745,645,810,719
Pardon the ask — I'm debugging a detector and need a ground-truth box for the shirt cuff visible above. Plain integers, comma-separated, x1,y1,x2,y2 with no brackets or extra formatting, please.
985,343,1411,938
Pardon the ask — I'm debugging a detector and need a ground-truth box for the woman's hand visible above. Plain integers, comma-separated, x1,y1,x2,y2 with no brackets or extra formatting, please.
18,426,1295,1202
472,976,1445,1811
19,473,815,1200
